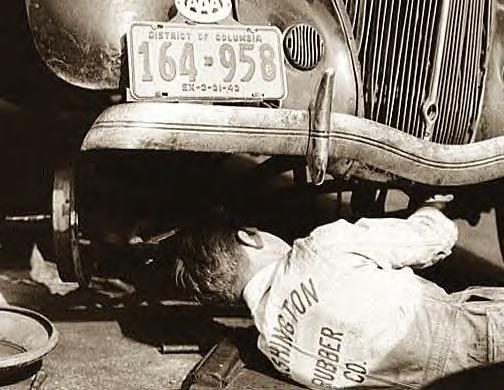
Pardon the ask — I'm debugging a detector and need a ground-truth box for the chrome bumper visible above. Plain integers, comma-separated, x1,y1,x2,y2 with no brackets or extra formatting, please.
82,101,504,187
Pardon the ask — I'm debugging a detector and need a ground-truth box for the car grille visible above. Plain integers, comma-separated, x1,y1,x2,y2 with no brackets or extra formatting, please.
344,0,491,144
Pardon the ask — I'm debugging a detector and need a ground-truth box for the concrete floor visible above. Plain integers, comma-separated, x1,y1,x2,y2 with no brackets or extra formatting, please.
0,270,203,389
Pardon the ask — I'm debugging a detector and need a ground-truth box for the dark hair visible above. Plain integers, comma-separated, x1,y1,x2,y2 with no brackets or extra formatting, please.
174,211,248,304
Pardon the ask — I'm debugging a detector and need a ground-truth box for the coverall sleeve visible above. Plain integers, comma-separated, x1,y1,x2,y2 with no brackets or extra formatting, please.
309,207,458,270
353,207,458,269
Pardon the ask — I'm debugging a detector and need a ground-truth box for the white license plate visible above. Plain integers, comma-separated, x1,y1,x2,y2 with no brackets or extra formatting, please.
128,22,287,101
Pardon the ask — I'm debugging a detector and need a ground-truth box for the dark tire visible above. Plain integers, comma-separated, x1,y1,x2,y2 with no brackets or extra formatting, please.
52,165,91,287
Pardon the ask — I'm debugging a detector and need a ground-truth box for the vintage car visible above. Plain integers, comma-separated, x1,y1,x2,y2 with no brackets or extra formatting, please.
24,0,504,285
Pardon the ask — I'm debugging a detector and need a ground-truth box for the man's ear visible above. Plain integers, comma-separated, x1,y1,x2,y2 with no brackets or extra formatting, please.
237,228,264,249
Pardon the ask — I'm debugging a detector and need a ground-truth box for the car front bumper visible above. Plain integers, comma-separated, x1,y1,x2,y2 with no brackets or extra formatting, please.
81,101,504,187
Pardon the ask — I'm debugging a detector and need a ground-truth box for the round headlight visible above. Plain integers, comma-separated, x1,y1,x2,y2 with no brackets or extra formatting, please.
283,24,325,71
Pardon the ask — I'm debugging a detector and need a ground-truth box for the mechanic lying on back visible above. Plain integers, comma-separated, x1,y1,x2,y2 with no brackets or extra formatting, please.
174,198,504,389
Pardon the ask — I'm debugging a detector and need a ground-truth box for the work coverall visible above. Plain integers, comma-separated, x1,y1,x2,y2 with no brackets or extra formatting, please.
244,208,504,389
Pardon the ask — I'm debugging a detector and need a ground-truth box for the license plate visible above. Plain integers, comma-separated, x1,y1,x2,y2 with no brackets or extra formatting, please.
128,22,287,101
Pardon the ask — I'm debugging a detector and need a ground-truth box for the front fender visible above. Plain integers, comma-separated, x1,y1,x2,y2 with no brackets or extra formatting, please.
25,0,175,90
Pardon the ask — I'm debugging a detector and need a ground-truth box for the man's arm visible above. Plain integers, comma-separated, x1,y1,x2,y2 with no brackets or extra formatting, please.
308,206,458,270
353,206,458,269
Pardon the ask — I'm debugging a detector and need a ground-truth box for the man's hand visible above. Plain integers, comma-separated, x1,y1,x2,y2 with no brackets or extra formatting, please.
421,194,454,213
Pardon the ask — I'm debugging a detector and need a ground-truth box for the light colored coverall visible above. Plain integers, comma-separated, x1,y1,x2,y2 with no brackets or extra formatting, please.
244,208,504,389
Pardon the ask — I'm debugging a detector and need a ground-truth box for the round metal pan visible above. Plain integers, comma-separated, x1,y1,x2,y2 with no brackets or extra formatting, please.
0,306,59,375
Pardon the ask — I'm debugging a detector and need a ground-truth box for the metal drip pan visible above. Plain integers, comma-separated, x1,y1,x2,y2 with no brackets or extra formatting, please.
0,306,59,374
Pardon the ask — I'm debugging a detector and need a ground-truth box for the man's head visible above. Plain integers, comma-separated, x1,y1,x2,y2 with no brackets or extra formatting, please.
174,211,290,305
